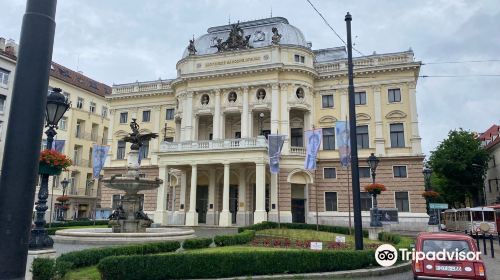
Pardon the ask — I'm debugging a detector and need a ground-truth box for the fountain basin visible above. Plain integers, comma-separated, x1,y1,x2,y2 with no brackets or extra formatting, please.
53,227,195,246
101,177,162,194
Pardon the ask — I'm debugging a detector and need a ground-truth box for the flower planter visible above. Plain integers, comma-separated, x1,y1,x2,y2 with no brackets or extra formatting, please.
38,162,62,175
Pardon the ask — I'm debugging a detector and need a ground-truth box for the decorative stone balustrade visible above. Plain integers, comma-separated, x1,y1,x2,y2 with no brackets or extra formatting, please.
159,137,267,152
315,52,415,74
290,146,306,156
112,80,172,94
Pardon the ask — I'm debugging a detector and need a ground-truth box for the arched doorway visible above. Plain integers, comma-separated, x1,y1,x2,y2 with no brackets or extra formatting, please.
288,170,313,223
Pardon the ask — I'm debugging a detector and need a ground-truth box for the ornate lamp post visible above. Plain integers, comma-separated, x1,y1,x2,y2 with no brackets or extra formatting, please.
367,153,382,227
59,178,69,221
423,168,438,225
29,88,70,249
259,112,264,136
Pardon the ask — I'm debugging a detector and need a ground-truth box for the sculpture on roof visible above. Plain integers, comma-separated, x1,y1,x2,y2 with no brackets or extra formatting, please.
214,21,252,52
271,27,282,45
187,37,197,55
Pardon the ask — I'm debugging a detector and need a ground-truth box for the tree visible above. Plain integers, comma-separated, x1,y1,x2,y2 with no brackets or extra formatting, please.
428,129,490,207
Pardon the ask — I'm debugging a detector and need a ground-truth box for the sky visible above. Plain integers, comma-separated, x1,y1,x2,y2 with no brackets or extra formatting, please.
0,0,499,156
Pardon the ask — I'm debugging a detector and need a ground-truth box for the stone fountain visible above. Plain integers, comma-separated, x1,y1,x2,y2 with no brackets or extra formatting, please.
103,119,161,233
53,120,194,249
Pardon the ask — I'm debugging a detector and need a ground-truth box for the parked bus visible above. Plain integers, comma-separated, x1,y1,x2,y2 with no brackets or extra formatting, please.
442,209,458,232
486,204,500,234
454,207,497,234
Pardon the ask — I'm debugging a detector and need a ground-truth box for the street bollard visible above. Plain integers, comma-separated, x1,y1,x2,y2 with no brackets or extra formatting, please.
498,232,500,246
490,234,495,258
482,233,487,255
476,232,480,250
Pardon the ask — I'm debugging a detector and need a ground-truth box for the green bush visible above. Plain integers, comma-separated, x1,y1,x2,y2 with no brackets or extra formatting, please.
378,231,402,245
98,249,377,280
45,220,108,228
240,222,369,238
183,237,213,250
31,258,55,280
214,230,255,246
58,241,180,269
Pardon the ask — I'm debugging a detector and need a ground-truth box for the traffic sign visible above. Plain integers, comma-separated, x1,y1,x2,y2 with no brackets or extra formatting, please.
429,203,448,209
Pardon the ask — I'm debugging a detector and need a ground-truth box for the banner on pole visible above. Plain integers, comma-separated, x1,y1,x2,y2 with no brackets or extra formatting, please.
92,144,110,178
336,121,351,167
304,129,322,170
268,134,286,174
54,140,65,153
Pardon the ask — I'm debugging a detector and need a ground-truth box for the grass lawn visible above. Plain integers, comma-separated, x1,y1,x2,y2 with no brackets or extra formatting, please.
257,228,381,244
64,266,100,280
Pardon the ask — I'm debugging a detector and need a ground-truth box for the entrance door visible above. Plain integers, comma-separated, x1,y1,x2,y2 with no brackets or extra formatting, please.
229,185,238,224
196,186,208,224
291,199,305,223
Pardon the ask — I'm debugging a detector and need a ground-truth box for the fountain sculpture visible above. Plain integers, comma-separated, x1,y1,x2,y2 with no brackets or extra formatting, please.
103,119,161,233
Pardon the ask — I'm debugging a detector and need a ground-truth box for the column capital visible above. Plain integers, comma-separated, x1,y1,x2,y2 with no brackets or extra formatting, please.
279,83,290,90
271,83,280,90
254,161,266,166
187,90,194,98
214,89,221,96
242,86,249,93
191,164,197,168
372,85,381,92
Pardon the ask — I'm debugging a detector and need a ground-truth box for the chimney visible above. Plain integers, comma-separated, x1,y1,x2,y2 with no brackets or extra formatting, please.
0,37,5,51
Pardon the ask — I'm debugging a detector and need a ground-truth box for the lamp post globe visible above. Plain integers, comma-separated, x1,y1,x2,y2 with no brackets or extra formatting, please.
29,88,71,249
259,112,264,136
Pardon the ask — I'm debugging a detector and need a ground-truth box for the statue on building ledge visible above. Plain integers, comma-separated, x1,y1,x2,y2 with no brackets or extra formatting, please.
271,27,282,45
214,21,252,52
187,36,197,55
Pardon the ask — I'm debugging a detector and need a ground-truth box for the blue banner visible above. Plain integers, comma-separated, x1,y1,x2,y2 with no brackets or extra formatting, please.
92,144,110,178
268,134,286,174
336,121,351,167
304,129,322,170
54,140,65,153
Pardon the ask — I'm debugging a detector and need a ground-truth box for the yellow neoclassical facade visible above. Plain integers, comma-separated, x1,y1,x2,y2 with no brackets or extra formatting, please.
103,17,427,230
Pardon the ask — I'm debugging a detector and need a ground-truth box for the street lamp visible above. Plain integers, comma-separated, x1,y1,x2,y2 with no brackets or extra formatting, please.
29,88,70,249
367,153,382,227
59,178,69,221
423,167,438,225
259,112,264,136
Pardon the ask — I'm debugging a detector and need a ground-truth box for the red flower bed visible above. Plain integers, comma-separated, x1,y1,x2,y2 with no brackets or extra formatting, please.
422,190,440,198
252,236,354,250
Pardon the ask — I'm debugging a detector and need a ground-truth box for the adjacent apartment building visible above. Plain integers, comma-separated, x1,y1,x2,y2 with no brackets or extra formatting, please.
0,37,112,221
102,17,428,231
479,124,500,205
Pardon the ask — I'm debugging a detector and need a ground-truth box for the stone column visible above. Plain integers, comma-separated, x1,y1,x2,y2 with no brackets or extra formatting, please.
185,164,198,226
254,162,267,223
207,168,216,225
213,89,221,139
175,120,181,142
339,89,348,119
248,110,253,137
373,86,386,156
279,84,290,154
237,167,247,225
219,163,232,226
271,83,279,133
221,112,226,139
176,171,187,224
269,173,278,222
241,87,249,138
154,165,168,225
193,115,199,141
184,91,194,141
408,82,422,155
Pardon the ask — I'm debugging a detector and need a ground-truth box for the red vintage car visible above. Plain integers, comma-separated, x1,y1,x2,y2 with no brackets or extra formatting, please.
412,232,487,280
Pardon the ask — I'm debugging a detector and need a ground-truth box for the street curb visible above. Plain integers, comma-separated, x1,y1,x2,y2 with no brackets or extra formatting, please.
194,262,411,280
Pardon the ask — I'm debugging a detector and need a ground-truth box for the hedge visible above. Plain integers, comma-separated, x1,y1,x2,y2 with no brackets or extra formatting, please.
214,230,255,246
45,220,109,228
240,222,369,238
98,249,377,280
182,237,213,250
57,241,180,269
31,258,73,280
378,231,402,245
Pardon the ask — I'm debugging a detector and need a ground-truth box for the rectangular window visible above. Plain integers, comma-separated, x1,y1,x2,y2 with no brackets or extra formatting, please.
322,95,334,108
355,91,366,105
101,106,108,118
300,56,305,63
0,68,9,88
140,141,149,159
117,141,126,160
294,54,305,63
166,109,175,120
63,91,70,102
393,166,407,178
89,102,96,113
112,194,121,209
388,88,401,103
77,97,84,109
359,167,371,178
75,120,84,138
120,112,128,124
356,125,369,149
290,128,303,147
59,117,67,131
390,123,405,148
322,127,335,150
324,167,337,179
294,54,300,62
0,95,5,113
360,192,372,211
142,110,151,122
395,191,409,212
325,192,338,211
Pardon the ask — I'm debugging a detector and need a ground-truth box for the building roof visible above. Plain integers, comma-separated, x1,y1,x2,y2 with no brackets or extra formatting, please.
0,49,17,61
479,124,500,150
50,62,111,97
182,17,309,58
